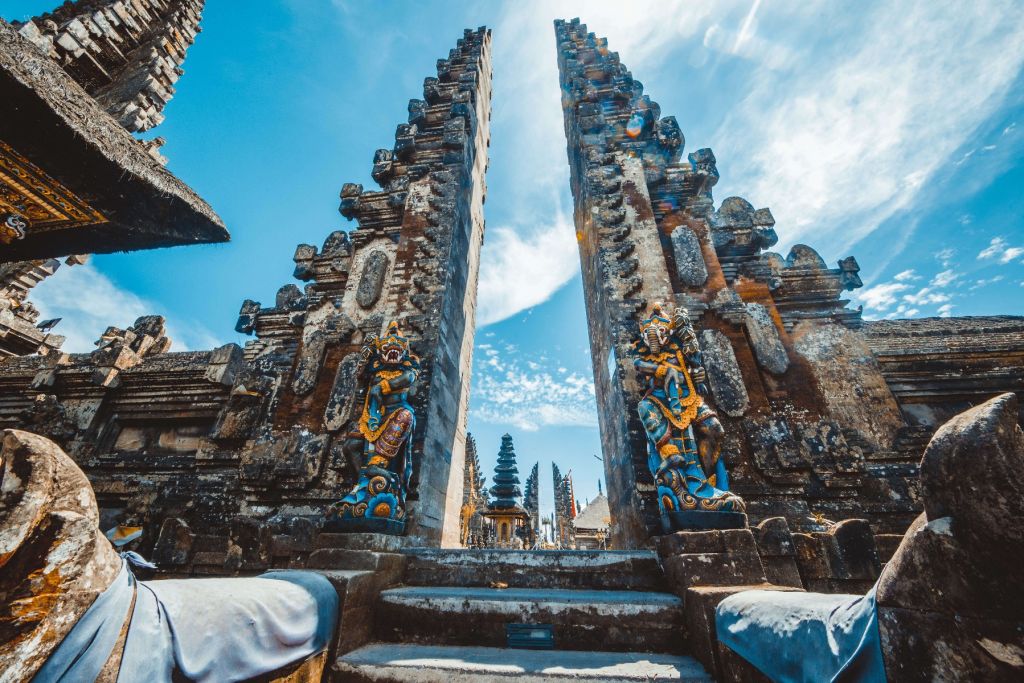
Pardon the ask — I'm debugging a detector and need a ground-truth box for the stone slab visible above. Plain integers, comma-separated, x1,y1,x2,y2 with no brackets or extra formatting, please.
376,586,686,653
316,533,407,553
323,516,405,535
664,510,748,533
334,643,713,682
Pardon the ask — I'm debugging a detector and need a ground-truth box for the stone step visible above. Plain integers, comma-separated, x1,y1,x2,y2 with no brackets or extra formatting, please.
375,586,686,653
333,643,713,682
304,548,405,573
400,548,667,591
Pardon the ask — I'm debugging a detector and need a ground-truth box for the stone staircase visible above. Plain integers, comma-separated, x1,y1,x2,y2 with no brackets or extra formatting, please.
331,547,713,682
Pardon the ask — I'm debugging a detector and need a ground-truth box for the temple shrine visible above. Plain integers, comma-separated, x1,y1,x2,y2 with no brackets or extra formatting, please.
1,3,1022,681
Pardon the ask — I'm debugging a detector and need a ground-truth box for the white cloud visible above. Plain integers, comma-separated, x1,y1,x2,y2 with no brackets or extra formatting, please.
702,21,794,71
477,215,580,326
714,1,1024,254
30,263,224,353
856,282,911,312
903,287,951,306
930,269,960,287
937,303,955,317
893,269,920,282
935,248,956,267
472,343,597,431
978,236,1024,263
969,275,1005,290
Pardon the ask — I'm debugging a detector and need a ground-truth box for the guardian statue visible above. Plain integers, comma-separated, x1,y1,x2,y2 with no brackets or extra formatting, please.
328,321,419,534
632,303,745,530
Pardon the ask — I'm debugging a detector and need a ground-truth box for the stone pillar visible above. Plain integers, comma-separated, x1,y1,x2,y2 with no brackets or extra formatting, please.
338,28,492,545
556,19,679,547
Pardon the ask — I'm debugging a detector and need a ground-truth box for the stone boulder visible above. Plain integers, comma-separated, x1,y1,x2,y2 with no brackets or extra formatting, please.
876,392,1024,681
0,429,122,681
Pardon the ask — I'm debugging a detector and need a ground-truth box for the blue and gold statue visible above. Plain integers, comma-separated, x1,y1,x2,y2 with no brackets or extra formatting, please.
328,321,419,535
632,303,745,531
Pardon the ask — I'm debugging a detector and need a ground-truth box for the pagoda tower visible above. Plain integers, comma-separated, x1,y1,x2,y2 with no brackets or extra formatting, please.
482,434,530,546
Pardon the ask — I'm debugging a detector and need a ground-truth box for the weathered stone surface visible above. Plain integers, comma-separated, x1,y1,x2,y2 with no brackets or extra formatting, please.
335,645,713,682
324,352,362,431
376,586,686,653
699,329,749,417
0,16,227,264
792,321,903,448
0,430,121,681
743,303,788,375
874,394,1024,681
670,226,708,287
153,517,195,567
355,250,389,309
660,529,768,594
792,519,880,593
750,517,802,588
402,548,666,592
863,316,1024,428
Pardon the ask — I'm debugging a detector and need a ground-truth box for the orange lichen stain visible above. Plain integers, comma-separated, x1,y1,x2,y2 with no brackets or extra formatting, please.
9,567,61,623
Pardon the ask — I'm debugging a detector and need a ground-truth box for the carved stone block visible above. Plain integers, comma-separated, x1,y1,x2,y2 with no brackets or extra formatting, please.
699,329,749,417
356,250,389,309
670,225,708,287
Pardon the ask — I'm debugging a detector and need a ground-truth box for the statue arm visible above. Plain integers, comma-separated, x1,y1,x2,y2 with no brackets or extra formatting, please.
634,358,661,376
670,309,709,395
684,349,709,395
383,368,418,393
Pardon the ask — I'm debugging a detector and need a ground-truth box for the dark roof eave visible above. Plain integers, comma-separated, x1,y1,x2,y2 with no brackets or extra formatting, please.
0,20,228,263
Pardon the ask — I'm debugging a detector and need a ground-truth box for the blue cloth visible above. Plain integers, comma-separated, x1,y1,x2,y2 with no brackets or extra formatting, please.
35,562,339,683
715,587,887,683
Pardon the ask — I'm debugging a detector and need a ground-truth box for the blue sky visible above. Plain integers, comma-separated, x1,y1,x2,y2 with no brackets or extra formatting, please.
7,1,1024,522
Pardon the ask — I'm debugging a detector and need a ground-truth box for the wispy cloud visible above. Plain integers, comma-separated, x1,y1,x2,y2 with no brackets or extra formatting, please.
715,1,1024,256
930,269,960,287
478,0,1024,325
978,236,1024,263
472,342,597,431
30,263,224,353
477,213,580,326
856,282,911,312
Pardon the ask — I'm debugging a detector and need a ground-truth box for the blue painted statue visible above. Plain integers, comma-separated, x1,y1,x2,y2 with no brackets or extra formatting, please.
328,321,419,535
632,303,745,530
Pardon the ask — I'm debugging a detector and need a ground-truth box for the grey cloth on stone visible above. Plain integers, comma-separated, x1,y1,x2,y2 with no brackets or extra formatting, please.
35,563,338,683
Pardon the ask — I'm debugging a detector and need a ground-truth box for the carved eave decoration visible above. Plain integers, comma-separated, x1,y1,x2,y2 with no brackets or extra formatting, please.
0,139,107,243
0,19,227,263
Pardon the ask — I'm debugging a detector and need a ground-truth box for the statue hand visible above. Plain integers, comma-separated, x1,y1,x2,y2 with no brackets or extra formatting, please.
367,416,380,431
689,366,707,384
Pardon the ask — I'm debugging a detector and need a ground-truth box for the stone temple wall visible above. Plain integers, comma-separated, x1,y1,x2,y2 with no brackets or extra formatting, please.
554,18,1024,549
0,27,492,570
